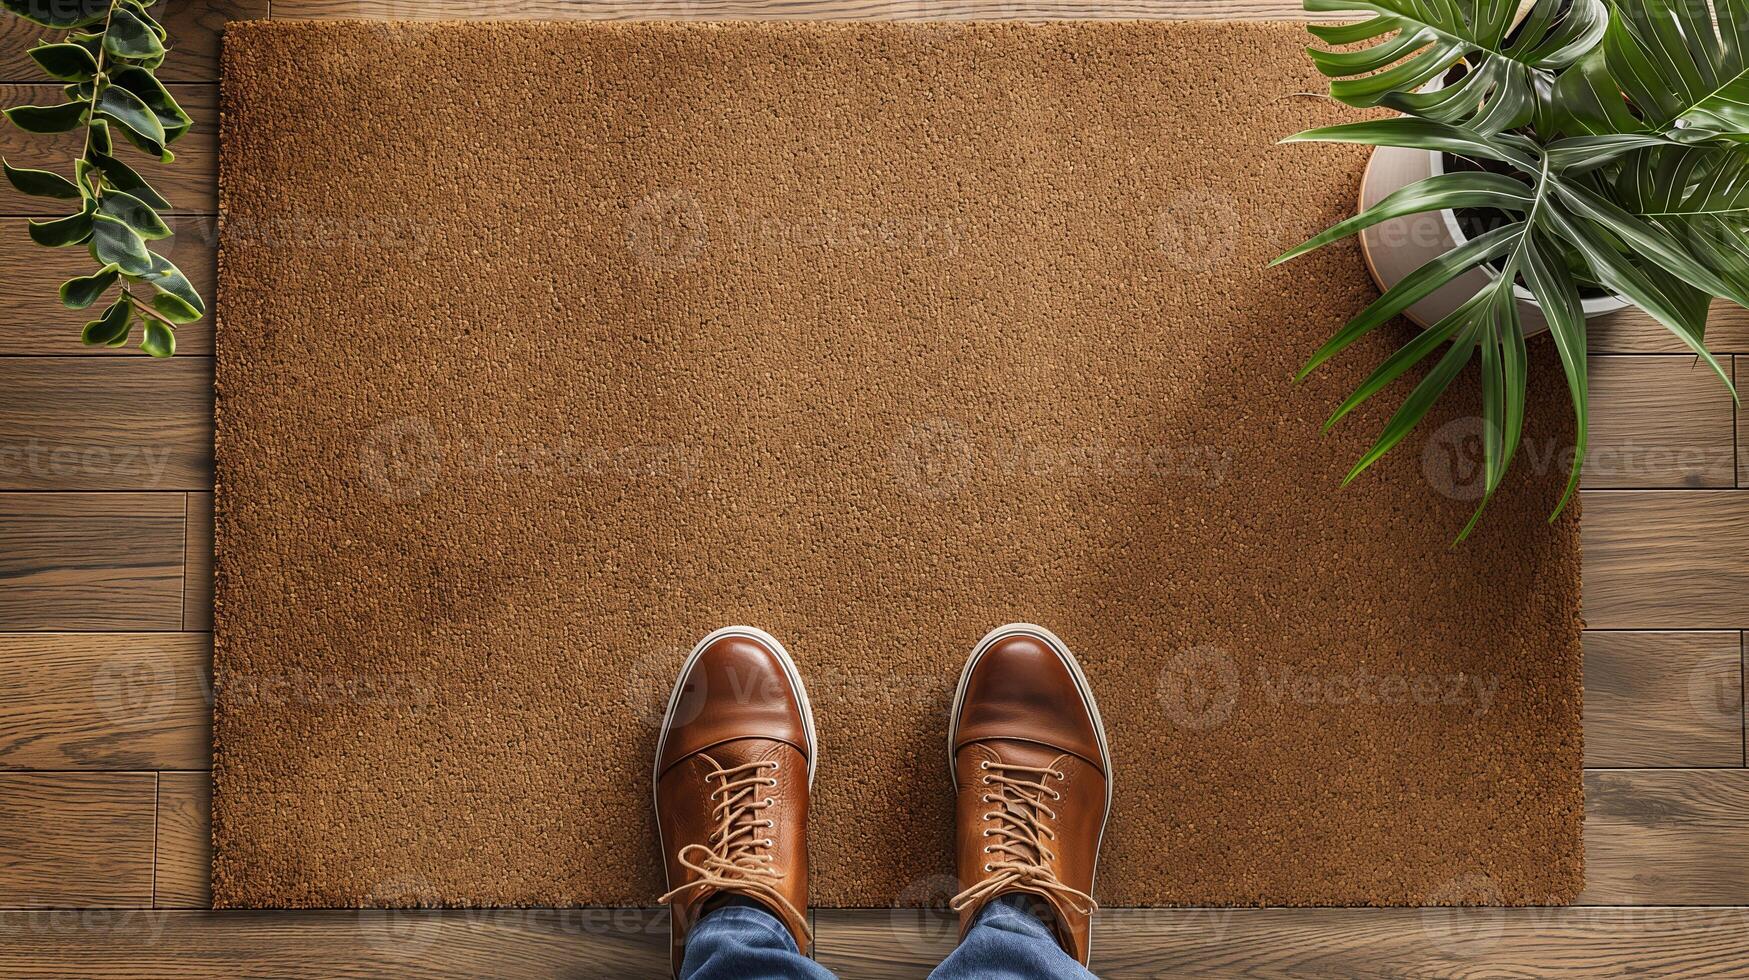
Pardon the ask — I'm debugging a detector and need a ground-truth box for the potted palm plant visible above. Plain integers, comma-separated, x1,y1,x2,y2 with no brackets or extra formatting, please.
1276,0,1745,539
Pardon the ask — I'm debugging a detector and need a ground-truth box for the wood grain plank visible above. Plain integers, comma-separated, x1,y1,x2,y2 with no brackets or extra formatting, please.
1583,770,1749,905
0,358,212,491
1592,302,1749,355
155,772,211,908
272,0,1342,20
1582,491,1749,630
1737,357,1744,488
0,634,209,770
0,0,267,83
0,84,215,216
1585,355,1737,489
0,772,156,907
818,907,1749,977
1584,632,1743,768
0,494,186,631
0,908,666,976
0,905,1743,978
0,216,215,355
184,492,212,631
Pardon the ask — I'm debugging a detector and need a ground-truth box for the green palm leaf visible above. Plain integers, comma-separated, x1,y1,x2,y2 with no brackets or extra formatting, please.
1275,170,1533,265
1518,227,1588,518
1555,0,1749,140
1303,0,1608,133
1614,144,1749,306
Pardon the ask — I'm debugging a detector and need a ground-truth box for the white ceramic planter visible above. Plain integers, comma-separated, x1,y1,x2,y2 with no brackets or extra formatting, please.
1356,144,1629,332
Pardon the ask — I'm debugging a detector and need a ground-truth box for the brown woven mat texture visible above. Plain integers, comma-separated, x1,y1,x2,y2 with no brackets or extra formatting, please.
213,20,1583,908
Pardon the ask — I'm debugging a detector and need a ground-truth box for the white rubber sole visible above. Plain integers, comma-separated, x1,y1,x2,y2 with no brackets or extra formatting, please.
947,622,1112,961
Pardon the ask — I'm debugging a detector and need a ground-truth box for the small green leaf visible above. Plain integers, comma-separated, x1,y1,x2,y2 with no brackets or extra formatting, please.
90,214,152,274
104,7,165,59
80,296,131,347
0,0,111,28
96,86,165,146
97,190,170,239
140,251,204,317
139,317,175,357
110,67,192,143
3,161,81,199
27,211,93,247
87,117,113,156
150,290,200,324
3,101,85,133
60,264,121,309
28,41,98,81
86,150,170,209
119,0,167,39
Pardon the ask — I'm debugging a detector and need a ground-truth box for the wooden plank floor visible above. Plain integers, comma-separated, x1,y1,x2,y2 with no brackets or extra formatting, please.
1,1,1746,975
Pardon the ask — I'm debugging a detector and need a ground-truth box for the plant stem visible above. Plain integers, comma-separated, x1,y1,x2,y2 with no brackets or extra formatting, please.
77,0,122,198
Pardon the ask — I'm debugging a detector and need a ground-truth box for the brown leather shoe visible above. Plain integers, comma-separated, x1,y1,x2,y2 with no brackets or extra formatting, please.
654,626,816,975
948,623,1111,964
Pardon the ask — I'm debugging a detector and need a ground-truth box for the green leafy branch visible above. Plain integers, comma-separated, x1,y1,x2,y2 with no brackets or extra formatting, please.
2,0,203,357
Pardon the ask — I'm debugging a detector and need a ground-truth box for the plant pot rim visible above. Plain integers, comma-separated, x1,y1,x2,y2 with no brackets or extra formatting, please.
1428,150,1630,318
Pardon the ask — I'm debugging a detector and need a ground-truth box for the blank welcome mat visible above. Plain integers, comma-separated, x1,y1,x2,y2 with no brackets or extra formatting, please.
213,19,1583,909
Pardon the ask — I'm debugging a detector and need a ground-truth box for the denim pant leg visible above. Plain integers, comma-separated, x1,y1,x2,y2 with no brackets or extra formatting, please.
928,895,1099,980
678,899,837,980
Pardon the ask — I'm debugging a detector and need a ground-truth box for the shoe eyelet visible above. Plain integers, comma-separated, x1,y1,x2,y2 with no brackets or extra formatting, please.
770,763,781,773
1051,791,1062,801
764,797,775,806
982,845,992,853
983,863,993,872
979,761,990,770
1053,770,1065,780
980,777,991,786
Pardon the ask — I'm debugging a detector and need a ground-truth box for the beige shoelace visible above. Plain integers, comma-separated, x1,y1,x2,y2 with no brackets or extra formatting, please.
658,759,809,938
949,759,1097,918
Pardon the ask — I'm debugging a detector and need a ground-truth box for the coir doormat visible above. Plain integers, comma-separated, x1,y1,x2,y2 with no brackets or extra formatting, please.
213,20,1582,908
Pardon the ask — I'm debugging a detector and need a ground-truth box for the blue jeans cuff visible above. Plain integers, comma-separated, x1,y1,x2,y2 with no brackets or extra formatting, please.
696,900,800,953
